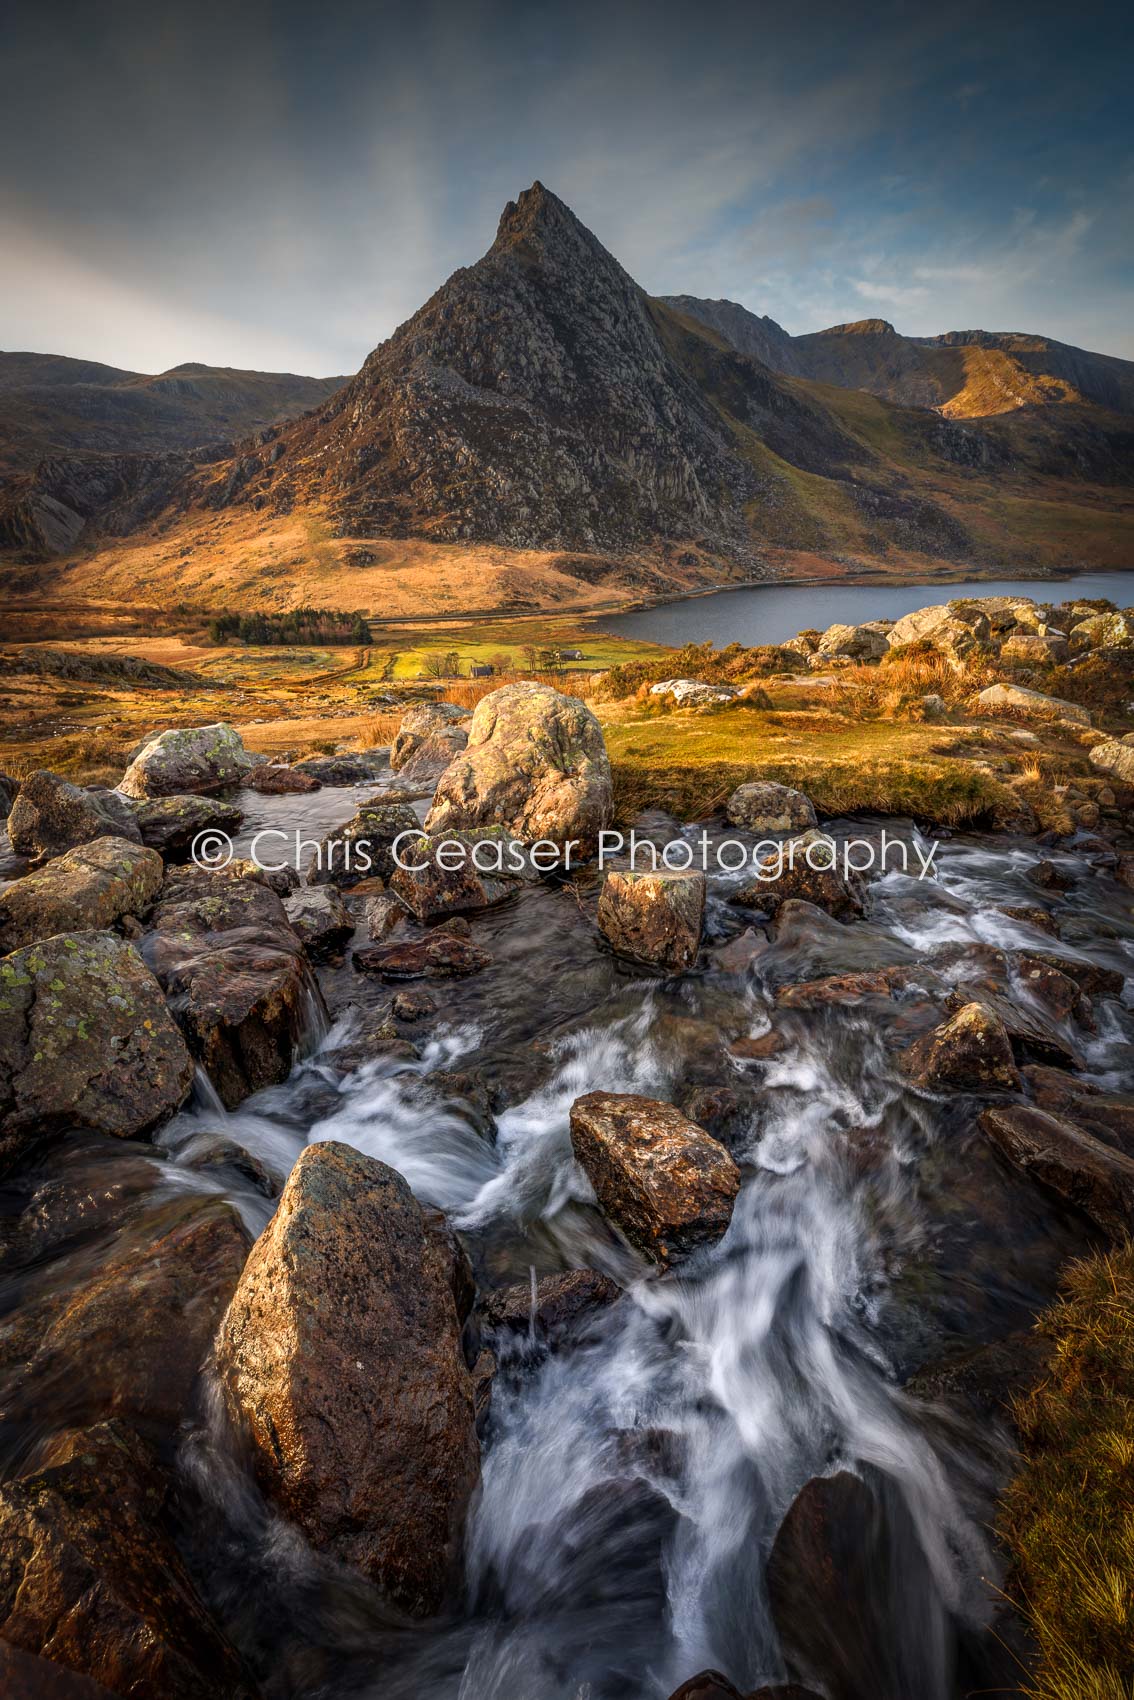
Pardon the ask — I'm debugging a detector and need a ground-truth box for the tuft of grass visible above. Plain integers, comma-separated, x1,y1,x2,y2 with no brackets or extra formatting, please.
1001,1245,1134,1700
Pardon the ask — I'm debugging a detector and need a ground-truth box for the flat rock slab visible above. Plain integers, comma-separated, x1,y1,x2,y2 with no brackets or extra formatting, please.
569,1091,740,1265
0,836,162,953
980,1102,1134,1239
975,682,1090,727
353,928,491,979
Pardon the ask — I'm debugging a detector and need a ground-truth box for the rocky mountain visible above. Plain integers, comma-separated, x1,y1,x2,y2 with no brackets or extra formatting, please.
662,297,1134,420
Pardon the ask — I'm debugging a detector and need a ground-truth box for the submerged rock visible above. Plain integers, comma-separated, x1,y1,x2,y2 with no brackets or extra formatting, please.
119,722,256,798
725,781,817,834
353,926,491,980
569,1091,740,1265
0,836,162,953
0,932,193,1174
214,1141,479,1615
980,1103,1134,1239
134,794,244,860
7,770,142,862
597,868,705,973
0,1421,255,1699
901,1002,1021,1093
425,682,613,855
283,884,355,957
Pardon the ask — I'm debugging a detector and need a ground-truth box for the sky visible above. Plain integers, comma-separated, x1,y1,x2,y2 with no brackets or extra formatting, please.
2,0,1131,376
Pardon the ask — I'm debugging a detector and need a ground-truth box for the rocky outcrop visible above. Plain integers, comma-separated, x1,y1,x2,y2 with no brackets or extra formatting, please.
980,1103,1134,1238
815,621,889,660
596,869,705,972
0,836,162,952
733,830,866,920
214,1141,479,1615
118,723,257,798
569,1091,740,1265
725,781,817,834
1069,610,1133,651
282,885,355,957
144,867,322,1108
0,932,193,1174
886,601,991,653
649,679,738,706
0,1421,254,1699
425,683,613,856
974,683,1090,727
307,799,420,889
134,794,244,859
1002,632,1068,665
901,1002,1021,1093
7,771,141,862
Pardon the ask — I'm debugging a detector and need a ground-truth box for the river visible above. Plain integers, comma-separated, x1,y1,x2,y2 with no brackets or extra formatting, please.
598,570,1134,650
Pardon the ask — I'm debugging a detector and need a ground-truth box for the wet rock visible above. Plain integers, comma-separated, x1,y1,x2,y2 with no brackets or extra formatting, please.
292,750,389,784
0,1135,164,1270
390,703,470,778
7,770,142,862
597,868,705,973
974,682,1091,727
226,856,299,896
712,927,767,974
307,799,420,889
678,1084,741,1138
728,1030,787,1060
133,793,244,860
666,1678,821,1700
1022,1065,1134,1156
0,1420,255,1699
778,966,925,1010
145,867,323,1109
905,1330,1052,1420
179,1135,279,1197
480,1268,620,1340
0,1641,125,1699
945,981,1082,1069
425,682,613,856
214,1141,479,1615
733,831,866,921
392,986,437,1020
1027,857,1074,892
119,722,257,798
389,826,530,919
246,763,321,794
725,781,817,834
353,928,491,980
997,903,1059,936
980,1102,1134,1238
649,678,738,706
568,1091,741,1266
0,836,162,952
1089,739,1134,786
901,1002,1021,1093
283,884,355,957
0,932,193,1174
364,891,409,939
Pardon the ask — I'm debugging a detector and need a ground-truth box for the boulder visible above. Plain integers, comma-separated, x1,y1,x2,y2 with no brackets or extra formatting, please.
283,885,355,957
980,1103,1134,1239
144,867,323,1109
214,1141,479,1614
732,830,866,921
0,773,16,821
353,927,491,980
725,781,817,834
133,793,244,860
246,763,321,794
225,857,299,897
1001,632,1068,666
390,703,470,777
649,678,738,705
480,1268,620,1341
596,869,705,973
389,826,533,920
292,751,388,784
0,932,193,1175
391,987,437,1021
887,601,990,652
1069,611,1133,652
364,892,409,940
425,682,613,856
901,1002,1021,1093
815,621,889,660
974,683,1091,727
0,837,163,953
307,799,421,888
7,771,142,862
1089,739,1134,785
118,723,256,798
568,1091,741,1265
0,1422,255,1700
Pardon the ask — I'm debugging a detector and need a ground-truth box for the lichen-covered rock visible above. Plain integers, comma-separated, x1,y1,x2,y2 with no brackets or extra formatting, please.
732,830,866,920
1001,632,1069,666
118,723,256,798
389,826,532,920
597,869,705,972
1069,611,1133,652
1089,739,1134,785
815,621,889,660
214,1141,479,1615
292,751,388,784
568,1091,740,1265
0,932,193,1174
246,763,321,794
307,800,421,888
283,884,355,957
887,601,990,653
225,857,299,896
648,678,738,706
133,794,244,860
974,683,1091,727
0,837,163,953
144,867,324,1109
0,1421,255,1700
980,1102,1134,1238
390,704,470,779
725,781,817,834
7,771,142,862
901,1002,1021,1093
425,683,613,856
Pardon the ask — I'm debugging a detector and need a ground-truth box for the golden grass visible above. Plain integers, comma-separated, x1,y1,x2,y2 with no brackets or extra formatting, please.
1002,1246,1134,1700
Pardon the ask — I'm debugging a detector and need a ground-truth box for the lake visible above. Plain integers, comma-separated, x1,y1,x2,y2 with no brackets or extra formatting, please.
598,570,1134,650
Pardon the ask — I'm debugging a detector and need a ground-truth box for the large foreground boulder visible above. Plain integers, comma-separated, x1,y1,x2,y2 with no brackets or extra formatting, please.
390,703,470,779
0,1422,254,1700
425,682,612,856
725,782,817,834
214,1141,480,1615
144,868,323,1108
597,869,705,973
979,1103,1134,1239
7,771,141,862
134,794,244,860
0,932,193,1175
0,836,162,953
569,1092,740,1265
118,722,256,798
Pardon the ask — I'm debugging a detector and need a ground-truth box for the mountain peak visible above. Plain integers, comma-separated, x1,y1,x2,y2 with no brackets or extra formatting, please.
491,181,610,272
